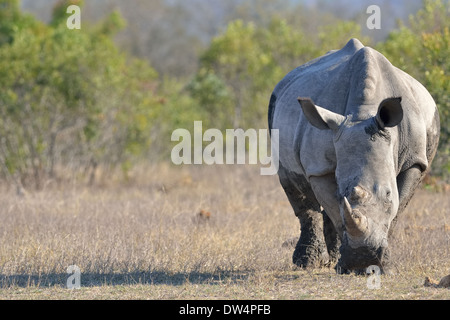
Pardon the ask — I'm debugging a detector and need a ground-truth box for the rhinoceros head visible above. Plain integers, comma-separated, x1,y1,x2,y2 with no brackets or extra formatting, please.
299,97,404,270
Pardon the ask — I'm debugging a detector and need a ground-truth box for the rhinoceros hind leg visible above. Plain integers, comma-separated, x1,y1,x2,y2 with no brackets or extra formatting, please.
278,166,329,268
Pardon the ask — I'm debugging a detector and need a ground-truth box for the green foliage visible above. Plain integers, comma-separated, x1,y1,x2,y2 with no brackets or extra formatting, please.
198,19,303,129
187,68,233,128
199,20,275,128
377,0,450,179
0,0,41,46
0,1,160,187
98,10,127,36
317,20,372,53
194,17,371,131
260,19,315,71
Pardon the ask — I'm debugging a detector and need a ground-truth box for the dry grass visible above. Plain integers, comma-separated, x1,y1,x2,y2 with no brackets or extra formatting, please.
0,164,448,299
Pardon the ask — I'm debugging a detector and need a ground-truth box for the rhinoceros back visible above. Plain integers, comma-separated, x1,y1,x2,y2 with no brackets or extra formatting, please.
269,38,438,179
270,38,365,176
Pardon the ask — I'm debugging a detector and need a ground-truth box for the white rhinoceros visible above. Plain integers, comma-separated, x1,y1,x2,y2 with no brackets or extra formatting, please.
269,38,440,273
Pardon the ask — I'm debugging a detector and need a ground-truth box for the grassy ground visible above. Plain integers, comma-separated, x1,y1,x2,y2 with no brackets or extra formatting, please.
0,164,448,299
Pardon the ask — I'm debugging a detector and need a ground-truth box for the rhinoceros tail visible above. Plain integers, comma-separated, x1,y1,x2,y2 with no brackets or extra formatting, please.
268,93,277,132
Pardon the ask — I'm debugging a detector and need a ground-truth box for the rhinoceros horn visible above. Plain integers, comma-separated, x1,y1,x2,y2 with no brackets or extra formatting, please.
343,197,369,238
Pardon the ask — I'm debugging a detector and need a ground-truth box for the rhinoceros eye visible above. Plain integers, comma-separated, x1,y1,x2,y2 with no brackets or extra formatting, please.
384,190,393,212
386,190,391,198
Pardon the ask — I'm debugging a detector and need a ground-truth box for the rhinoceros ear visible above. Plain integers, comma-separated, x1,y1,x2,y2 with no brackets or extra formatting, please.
298,97,346,131
376,97,403,129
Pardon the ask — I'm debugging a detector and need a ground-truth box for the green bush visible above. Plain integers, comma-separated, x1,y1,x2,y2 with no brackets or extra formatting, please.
0,0,161,187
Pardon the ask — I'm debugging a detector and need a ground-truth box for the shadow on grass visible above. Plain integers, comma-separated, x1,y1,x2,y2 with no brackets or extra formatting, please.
0,270,251,288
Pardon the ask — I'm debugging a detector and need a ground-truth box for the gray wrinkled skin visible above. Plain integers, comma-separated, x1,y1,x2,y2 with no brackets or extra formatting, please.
269,39,440,273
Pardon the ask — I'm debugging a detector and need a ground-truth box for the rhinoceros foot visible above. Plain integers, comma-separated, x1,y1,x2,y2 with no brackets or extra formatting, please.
292,231,330,268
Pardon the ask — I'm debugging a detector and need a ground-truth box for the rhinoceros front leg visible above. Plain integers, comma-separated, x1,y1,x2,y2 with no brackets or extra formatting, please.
396,164,423,216
310,174,343,265
278,166,329,268
322,210,340,265
388,164,423,239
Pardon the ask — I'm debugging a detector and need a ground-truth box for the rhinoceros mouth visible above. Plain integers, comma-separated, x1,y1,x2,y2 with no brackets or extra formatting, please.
337,240,388,272
336,221,390,272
